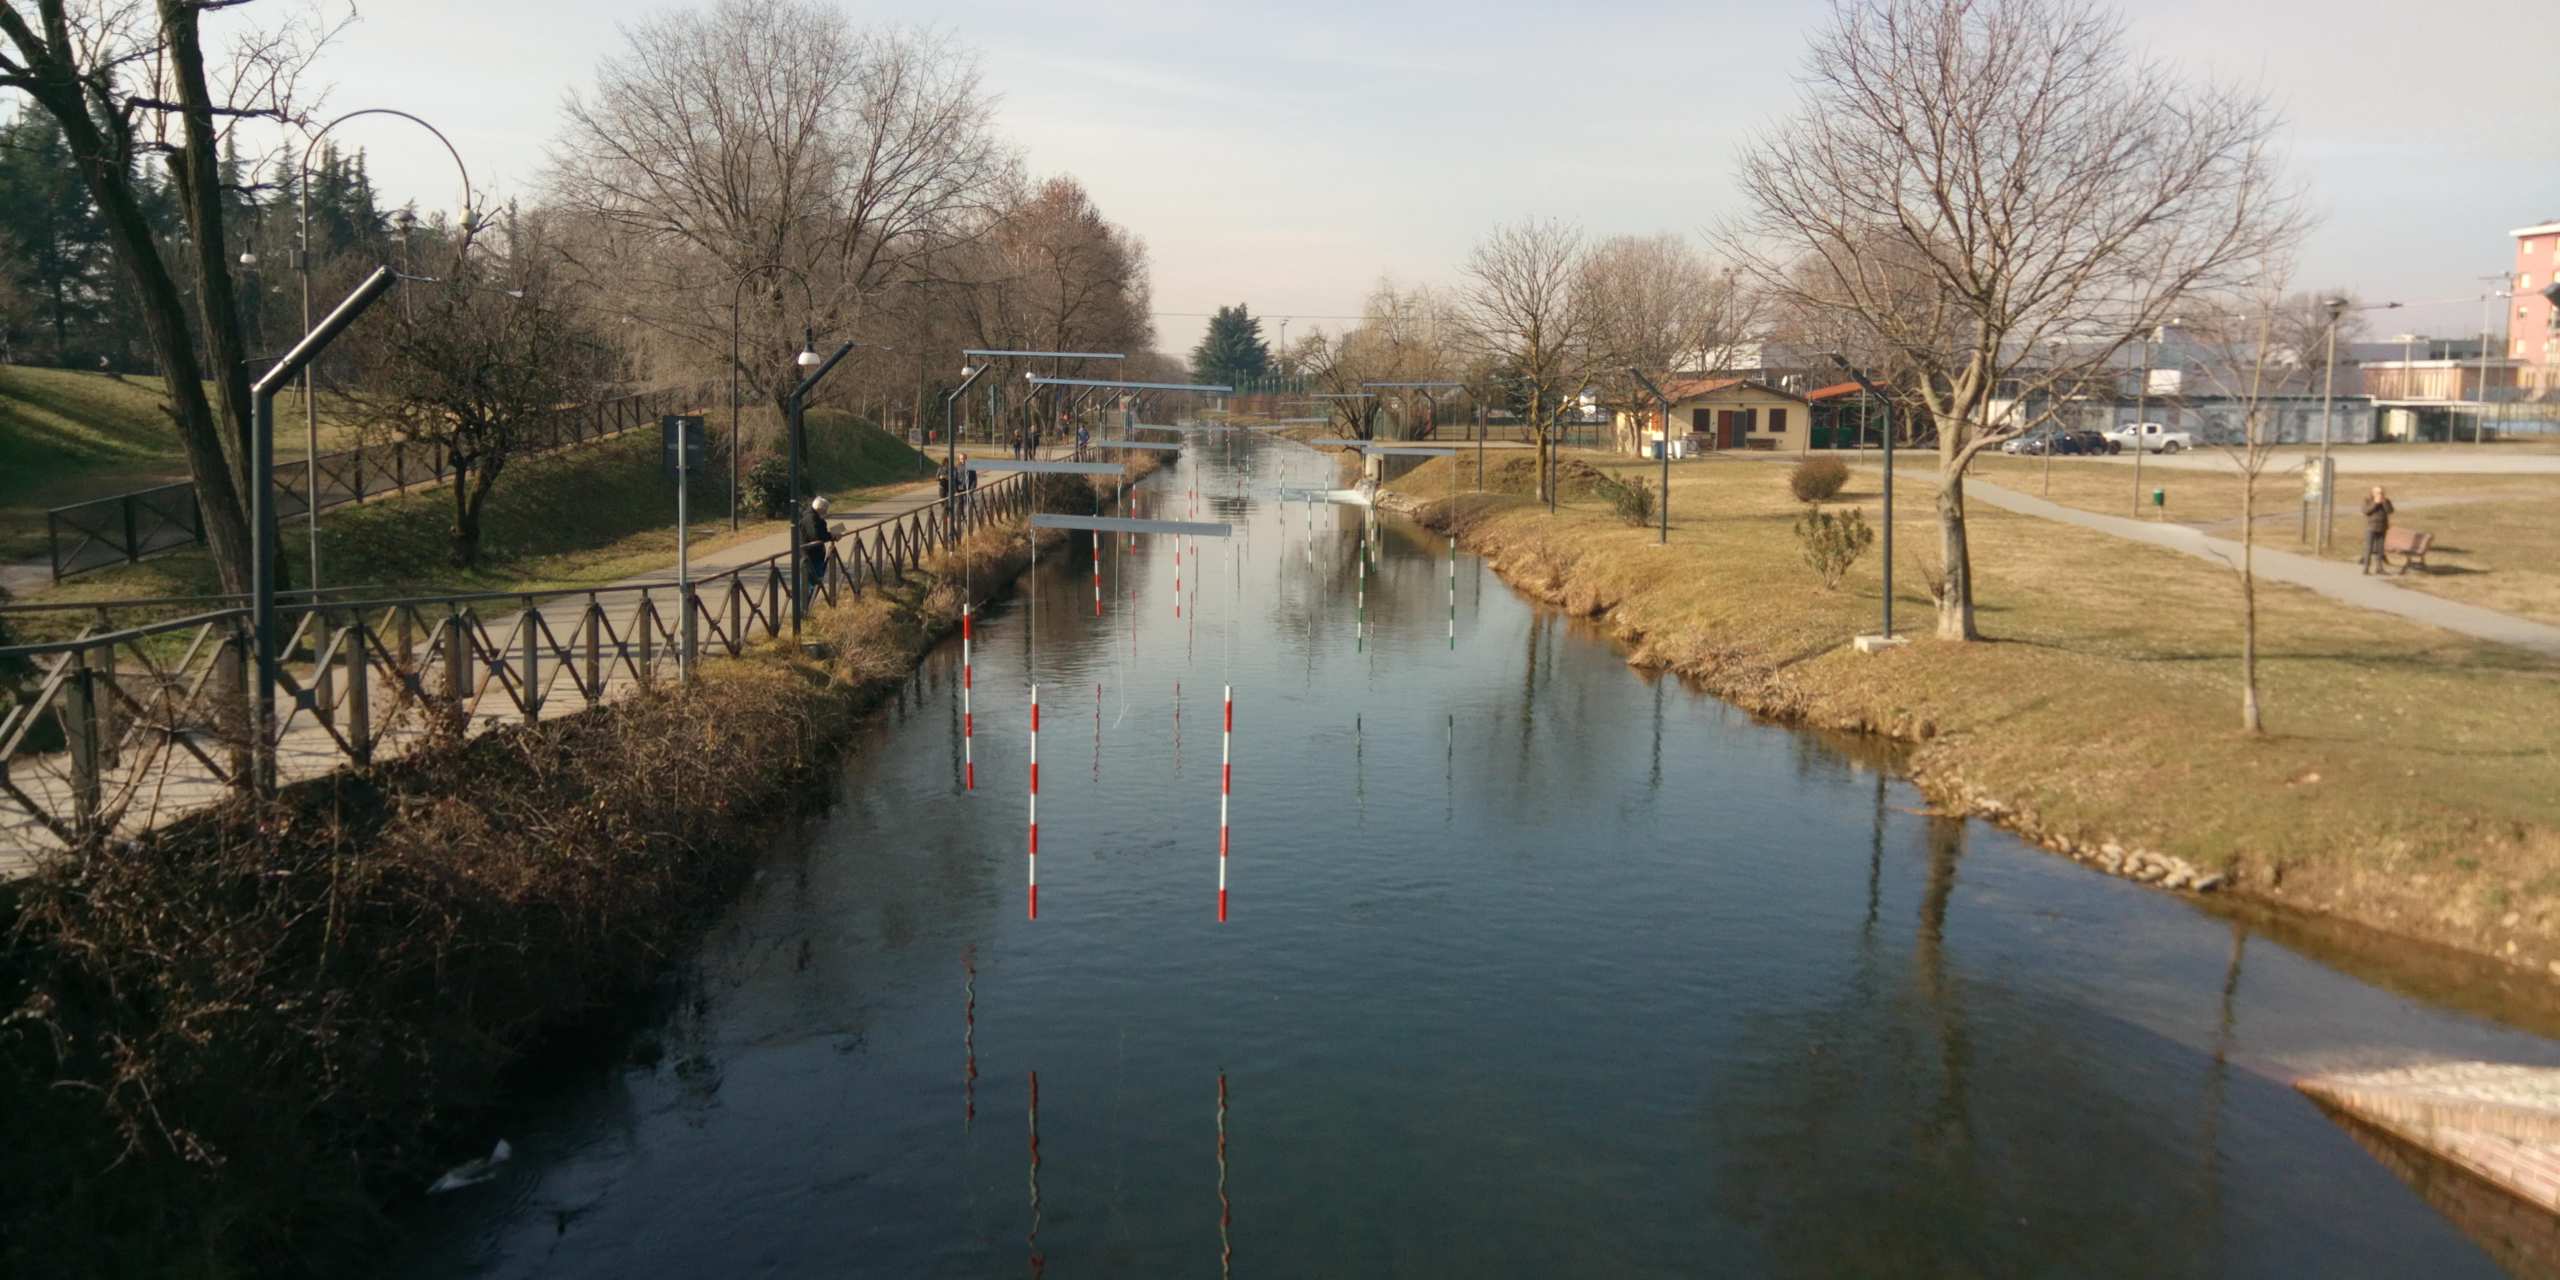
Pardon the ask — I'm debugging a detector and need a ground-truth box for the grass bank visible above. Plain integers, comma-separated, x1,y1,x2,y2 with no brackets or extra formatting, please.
14,408,933,640
1,365,366,562
0,457,1154,1278
1382,448,2560,978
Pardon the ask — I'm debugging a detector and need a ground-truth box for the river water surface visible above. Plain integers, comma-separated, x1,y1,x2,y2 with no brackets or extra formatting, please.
408,433,2560,1277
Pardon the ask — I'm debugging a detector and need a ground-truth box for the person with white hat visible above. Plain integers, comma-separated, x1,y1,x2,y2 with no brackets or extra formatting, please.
800,495,834,609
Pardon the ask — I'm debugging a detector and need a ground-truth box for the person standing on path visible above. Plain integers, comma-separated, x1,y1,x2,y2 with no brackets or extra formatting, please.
2361,485,2395,574
801,495,834,609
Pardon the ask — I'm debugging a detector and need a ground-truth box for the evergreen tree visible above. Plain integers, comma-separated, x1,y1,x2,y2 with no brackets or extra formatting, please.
0,113,113,363
1189,303,1269,387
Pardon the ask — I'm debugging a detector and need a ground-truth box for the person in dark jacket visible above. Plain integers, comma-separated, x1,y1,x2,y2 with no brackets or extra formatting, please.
800,495,833,608
2361,485,2394,574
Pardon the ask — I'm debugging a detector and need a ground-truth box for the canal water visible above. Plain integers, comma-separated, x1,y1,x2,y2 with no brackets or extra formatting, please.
409,432,2560,1277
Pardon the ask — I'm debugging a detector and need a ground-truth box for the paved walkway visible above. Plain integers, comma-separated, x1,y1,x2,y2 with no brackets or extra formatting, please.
1963,477,2560,656
2,453,1070,867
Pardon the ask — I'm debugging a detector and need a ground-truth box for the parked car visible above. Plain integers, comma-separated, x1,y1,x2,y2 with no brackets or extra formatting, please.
2058,429,2118,455
2000,429,2057,455
2105,421,2193,453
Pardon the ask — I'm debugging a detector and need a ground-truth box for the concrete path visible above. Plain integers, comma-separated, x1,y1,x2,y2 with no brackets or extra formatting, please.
2062,445,2560,476
2,451,1076,866
1963,477,2560,656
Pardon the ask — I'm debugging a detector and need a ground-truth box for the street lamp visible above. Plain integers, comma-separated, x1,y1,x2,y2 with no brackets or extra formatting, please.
2316,296,2402,550
1827,353,1895,641
786,336,867,637
294,109,472,596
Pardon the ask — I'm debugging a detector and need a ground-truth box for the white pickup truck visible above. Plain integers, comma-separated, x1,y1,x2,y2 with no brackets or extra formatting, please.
2105,421,2194,454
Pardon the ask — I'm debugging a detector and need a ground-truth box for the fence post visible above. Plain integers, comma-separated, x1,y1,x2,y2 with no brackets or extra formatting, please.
681,583,697,685
351,446,365,503
95,631,120,769
120,494,140,570
313,609,334,730
638,590,656,684
219,616,251,788
445,603,469,723
345,613,371,766
729,579,743,654
64,647,103,839
521,596,542,724
583,596,602,705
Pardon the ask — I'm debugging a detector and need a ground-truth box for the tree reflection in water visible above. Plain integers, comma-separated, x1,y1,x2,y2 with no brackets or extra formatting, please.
1711,812,2248,1277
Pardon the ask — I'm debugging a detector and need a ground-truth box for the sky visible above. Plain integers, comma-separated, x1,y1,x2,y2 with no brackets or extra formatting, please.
210,0,2560,356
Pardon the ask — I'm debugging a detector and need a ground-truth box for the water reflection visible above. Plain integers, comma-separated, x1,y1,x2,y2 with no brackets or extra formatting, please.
407,433,2556,1280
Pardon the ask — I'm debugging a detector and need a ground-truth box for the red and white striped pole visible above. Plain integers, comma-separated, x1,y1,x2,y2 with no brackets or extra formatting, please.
962,602,975,790
1027,683,1040,919
1092,529,1102,617
1218,684,1232,922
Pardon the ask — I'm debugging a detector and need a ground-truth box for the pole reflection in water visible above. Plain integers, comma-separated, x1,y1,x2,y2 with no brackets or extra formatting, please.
1217,1073,1233,1280
1027,1070,1044,1277
963,948,978,1131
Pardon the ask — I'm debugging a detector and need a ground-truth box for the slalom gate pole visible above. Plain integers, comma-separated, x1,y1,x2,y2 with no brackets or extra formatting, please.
963,602,975,790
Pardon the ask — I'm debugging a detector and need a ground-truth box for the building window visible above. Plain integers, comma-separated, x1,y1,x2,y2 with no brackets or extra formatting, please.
1766,407,1788,437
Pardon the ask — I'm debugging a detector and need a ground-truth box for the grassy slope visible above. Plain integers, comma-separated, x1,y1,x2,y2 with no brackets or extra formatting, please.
16,408,932,632
0,366,363,562
1387,449,2560,974
1967,453,2560,625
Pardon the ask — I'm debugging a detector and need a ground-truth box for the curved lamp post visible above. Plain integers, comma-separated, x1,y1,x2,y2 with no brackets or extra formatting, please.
295,109,473,594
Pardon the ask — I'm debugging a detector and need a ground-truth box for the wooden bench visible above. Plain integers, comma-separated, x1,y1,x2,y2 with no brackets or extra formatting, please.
2382,526,2433,574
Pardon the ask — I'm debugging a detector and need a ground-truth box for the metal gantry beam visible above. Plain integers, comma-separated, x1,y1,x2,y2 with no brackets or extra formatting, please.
1024,375,1236,393
1029,515,1232,538
967,459,1124,475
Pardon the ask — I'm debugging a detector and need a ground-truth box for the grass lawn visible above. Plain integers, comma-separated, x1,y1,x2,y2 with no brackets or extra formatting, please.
12,408,933,641
1388,448,2560,974
1966,453,2560,625
0,365,369,563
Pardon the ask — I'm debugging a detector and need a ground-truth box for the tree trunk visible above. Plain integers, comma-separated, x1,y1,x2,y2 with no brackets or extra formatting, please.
9,6,257,596
2240,471,2262,733
157,0,258,504
1934,470,1979,640
448,457,478,568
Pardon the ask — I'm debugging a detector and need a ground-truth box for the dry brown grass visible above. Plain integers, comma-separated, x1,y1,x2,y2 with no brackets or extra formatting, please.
1966,454,2560,625
1390,449,2560,975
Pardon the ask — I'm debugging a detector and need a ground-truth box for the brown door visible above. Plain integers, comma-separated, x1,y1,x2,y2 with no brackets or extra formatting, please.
1767,407,1789,448
1716,410,1741,448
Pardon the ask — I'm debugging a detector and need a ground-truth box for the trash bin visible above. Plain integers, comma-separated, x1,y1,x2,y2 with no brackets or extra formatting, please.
1650,439,1666,460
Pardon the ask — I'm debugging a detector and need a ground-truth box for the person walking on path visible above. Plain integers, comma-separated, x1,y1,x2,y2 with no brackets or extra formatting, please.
2361,485,2395,574
800,495,834,609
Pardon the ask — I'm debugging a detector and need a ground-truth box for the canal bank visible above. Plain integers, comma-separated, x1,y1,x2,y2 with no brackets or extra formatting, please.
1373,450,2560,987
0,459,1165,1279
408,433,2560,1277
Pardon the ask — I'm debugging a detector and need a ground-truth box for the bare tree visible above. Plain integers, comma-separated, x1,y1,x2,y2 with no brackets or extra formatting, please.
1459,217,1592,506
2184,291,2303,733
340,247,612,567
1728,0,2303,638
0,0,349,593
1582,233,1756,451
547,2,1007,416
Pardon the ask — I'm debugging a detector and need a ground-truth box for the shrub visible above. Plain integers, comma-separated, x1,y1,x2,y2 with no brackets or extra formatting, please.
1789,455,1849,502
746,454,793,518
1793,505,1876,589
1593,472,1655,527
